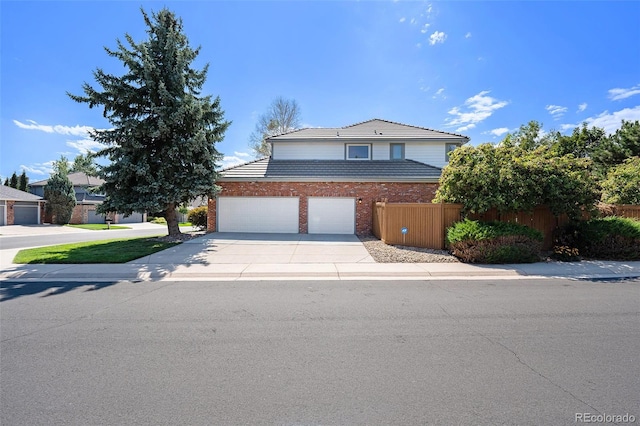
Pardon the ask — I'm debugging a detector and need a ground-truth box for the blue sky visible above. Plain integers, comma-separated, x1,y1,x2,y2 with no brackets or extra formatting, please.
2,1,639,182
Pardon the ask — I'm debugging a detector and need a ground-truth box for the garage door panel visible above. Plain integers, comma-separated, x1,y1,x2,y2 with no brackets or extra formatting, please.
308,197,355,234
14,205,39,225
218,197,299,233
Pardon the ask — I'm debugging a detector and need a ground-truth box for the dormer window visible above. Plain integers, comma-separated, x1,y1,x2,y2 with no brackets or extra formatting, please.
346,144,371,160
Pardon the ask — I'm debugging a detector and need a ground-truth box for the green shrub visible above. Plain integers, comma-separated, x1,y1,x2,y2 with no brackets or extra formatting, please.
150,217,167,224
187,206,208,230
573,217,640,260
447,219,543,244
446,219,543,263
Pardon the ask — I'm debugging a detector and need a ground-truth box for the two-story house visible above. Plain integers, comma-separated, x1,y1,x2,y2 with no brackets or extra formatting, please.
30,172,145,224
207,119,469,235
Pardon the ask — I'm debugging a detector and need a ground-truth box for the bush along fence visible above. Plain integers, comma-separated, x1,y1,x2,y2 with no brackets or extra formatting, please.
372,203,640,251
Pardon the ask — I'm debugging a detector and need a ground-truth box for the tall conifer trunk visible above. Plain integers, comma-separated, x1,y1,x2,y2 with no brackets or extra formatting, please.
165,203,181,237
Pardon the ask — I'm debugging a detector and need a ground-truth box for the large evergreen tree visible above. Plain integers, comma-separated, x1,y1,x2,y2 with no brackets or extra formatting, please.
68,8,230,236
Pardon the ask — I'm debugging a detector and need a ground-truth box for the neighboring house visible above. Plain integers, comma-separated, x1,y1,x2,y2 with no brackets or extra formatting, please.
29,172,145,224
208,119,469,235
0,185,45,226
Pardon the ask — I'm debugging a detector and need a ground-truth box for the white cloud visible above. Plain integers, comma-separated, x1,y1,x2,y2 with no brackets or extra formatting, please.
420,23,431,34
410,18,417,25
608,84,640,101
416,42,422,49
426,4,433,16
456,123,476,132
432,87,445,99
577,103,588,112
429,31,447,45
446,91,509,128
19,162,54,176
13,119,94,137
546,104,568,119
465,32,472,38
489,127,510,137
399,17,406,23
585,106,640,134
66,138,104,154
219,154,251,170
559,123,577,132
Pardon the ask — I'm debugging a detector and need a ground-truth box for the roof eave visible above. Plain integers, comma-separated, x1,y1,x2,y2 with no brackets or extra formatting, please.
218,177,441,183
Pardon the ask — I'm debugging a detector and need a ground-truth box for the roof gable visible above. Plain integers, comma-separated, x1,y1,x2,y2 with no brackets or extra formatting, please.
0,185,43,201
30,172,104,187
268,118,468,142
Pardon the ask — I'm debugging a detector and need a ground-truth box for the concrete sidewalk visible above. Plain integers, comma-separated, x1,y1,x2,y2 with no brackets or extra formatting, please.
1,232,639,282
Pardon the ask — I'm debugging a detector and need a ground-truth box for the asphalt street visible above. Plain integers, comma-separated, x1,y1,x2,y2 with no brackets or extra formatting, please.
0,227,168,250
1,278,639,425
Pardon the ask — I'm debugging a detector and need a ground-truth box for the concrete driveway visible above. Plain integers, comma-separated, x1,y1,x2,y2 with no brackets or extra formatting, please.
131,232,375,264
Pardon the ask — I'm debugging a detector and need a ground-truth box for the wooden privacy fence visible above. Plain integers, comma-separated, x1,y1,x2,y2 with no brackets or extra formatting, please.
372,203,640,250
373,203,463,249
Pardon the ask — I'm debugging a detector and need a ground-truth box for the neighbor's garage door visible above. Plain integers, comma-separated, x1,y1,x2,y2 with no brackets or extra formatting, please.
308,197,355,234
218,197,299,233
88,210,104,224
14,203,39,225
117,212,144,223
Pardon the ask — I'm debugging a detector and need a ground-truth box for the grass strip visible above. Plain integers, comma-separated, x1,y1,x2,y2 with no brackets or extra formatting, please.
65,224,130,230
13,236,179,264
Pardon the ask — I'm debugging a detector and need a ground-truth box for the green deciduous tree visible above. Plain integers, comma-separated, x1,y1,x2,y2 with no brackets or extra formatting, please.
552,122,607,159
592,120,640,176
249,97,301,157
68,8,230,237
435,144,598,221
44,156,77,224
600,157,640,205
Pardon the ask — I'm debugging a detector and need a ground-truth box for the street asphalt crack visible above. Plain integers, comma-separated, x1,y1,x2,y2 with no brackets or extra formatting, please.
435,302,605,417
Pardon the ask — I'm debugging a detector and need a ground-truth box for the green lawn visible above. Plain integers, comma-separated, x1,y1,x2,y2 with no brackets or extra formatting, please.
65,224,130,231
13,236,179,264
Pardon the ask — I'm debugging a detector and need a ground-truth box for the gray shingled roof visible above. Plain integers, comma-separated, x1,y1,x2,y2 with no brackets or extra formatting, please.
268,118,469,142
0,185,43,201
220,159,442,182
30,172,104,187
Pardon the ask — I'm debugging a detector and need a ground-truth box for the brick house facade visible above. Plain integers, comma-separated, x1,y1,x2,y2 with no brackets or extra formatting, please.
208,119,467,235
208,181,439,235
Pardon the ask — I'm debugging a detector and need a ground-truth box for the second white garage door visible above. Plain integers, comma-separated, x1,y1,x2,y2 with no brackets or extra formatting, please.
308,197,355,234
218,197,299,233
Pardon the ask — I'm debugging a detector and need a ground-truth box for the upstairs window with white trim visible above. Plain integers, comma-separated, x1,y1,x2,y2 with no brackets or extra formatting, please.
346,144,371,160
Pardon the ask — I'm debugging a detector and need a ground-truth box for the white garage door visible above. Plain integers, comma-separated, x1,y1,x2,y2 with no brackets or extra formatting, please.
308,197,355,234
218,197,299,233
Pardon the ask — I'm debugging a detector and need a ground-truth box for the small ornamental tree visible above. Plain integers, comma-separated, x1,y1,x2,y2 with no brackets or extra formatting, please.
44,160,77,225
68,8,230,237
600,157,640,205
